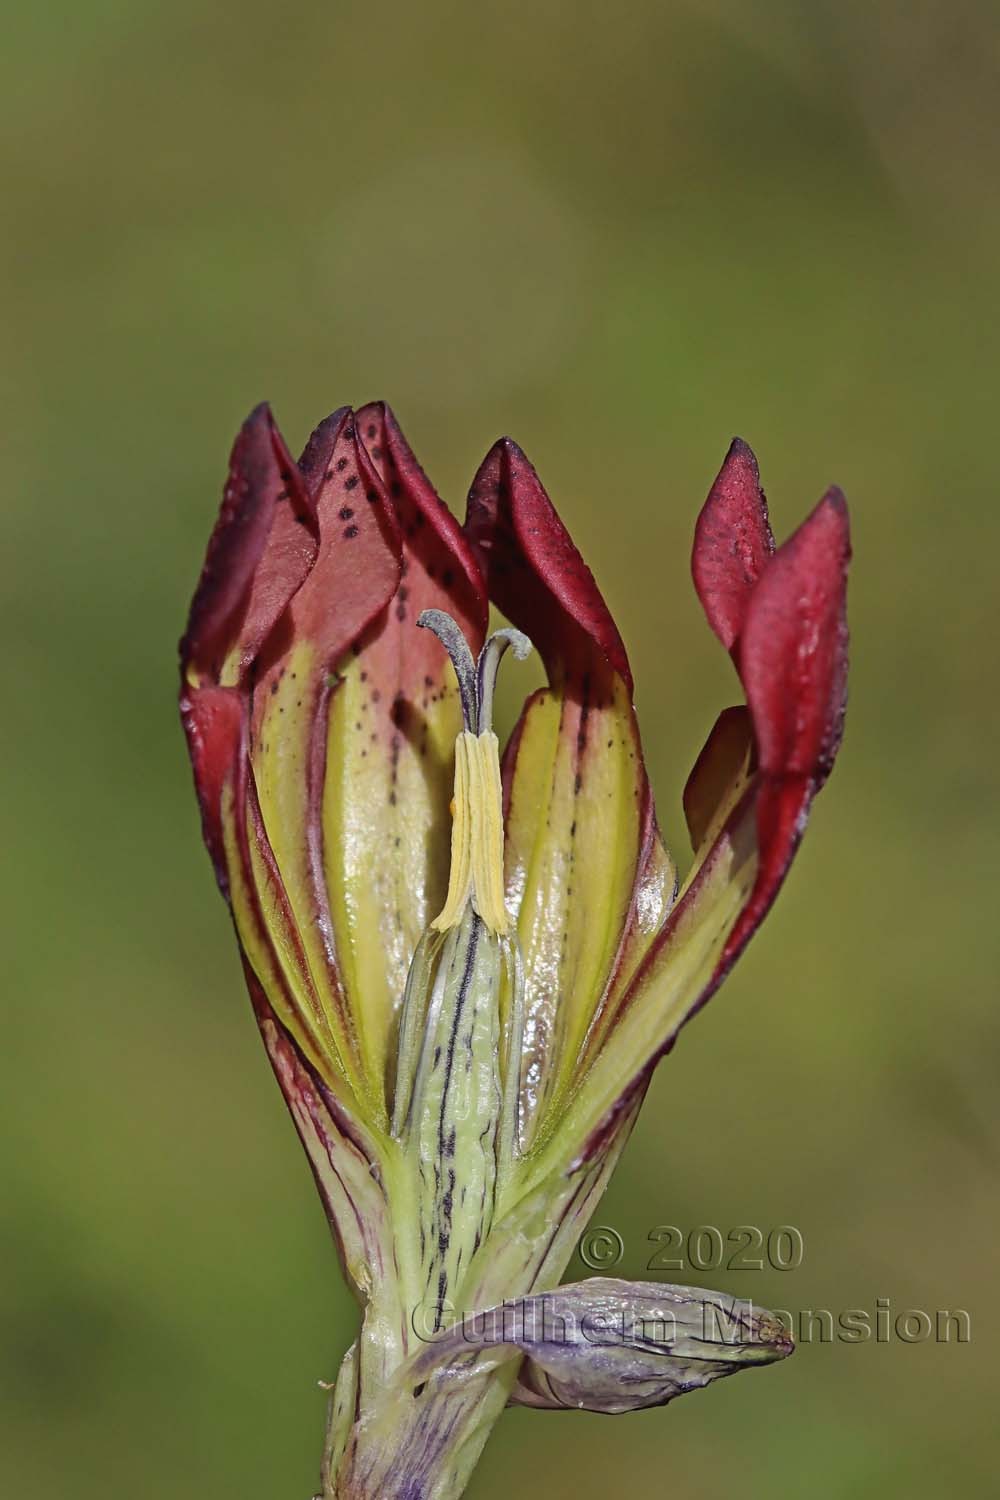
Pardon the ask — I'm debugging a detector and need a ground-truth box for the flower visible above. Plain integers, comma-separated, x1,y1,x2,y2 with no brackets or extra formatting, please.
180,405,850,1500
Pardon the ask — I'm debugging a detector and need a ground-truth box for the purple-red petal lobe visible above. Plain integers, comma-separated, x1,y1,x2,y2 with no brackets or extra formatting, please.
465,437,632,690
566,464,850,1158
720,486,850,966
359,402,488,643
692,438,775,652
250,411,401,700
739,486,850,786
181,403,318,685
178,683,247,893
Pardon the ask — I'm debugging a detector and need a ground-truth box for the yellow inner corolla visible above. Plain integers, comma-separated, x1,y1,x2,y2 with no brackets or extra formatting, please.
431,729,509,935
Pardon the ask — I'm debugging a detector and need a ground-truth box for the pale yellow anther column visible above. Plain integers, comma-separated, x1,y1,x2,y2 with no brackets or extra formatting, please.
431,729,509,936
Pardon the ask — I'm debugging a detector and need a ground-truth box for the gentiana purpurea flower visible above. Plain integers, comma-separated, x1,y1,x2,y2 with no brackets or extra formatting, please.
180,403,850,1499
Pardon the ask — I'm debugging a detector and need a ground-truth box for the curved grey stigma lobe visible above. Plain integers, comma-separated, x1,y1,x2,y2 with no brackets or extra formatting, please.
476,627,532,735
417,609,533,736
417,609,479,730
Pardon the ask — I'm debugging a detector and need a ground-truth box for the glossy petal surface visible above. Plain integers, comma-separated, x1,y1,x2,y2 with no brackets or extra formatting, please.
466,441,673,1147
181,404,489,1122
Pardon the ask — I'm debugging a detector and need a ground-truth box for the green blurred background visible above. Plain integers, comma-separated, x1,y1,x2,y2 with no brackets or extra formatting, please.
3,1,997,1495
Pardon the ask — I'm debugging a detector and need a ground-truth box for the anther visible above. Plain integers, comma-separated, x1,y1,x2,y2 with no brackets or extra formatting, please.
416,610,533,934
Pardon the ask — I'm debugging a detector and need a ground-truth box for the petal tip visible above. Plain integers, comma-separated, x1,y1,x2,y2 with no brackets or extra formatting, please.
726,435,760,472
693,437,775,652
465,436,632,691
181,401,294,683
817,484,851,541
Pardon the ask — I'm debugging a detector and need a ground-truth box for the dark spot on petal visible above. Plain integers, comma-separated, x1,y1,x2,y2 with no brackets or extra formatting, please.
344,524,359,539
345,475,360,491
339,506,354,520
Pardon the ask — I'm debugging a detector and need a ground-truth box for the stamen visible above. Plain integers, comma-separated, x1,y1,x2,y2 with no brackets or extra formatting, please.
417,610,533,934
431,731,474,931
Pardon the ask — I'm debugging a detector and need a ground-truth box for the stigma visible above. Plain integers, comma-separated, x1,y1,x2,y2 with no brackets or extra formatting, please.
417,610,531,936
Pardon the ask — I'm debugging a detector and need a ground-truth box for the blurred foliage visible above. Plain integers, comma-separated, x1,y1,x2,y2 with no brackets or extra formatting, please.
2,1,998,1495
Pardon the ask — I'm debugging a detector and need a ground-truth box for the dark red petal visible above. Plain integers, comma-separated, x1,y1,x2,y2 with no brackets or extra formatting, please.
465,438,632,691
252,412,401,705
687,489,850,973
293,406,402,660
565,475,850,1162
692,438,775,652
178,683,247,893
719,487,850,966
181,404,318,685
739,487,850,786
358,402,488,643
719,776,812,967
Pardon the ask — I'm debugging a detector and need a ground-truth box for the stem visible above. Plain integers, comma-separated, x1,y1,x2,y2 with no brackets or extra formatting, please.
324,1334,517,1500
